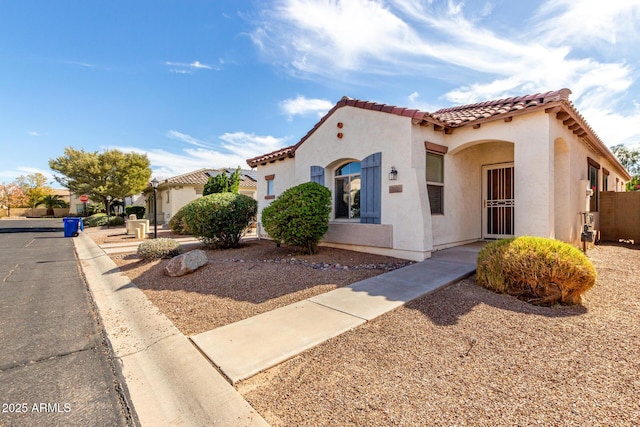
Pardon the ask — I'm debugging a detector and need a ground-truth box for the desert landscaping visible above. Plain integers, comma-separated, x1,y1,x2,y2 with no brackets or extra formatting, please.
86,226,640,426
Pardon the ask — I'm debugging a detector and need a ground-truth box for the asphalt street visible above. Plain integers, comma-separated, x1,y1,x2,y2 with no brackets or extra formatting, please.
0,219,135,426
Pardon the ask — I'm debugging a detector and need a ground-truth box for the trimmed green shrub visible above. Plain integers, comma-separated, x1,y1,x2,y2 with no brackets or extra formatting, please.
169,205,191,235
182,193,257,248
476,236,597,305
261,182,331,254
137,238,184,259
125,205,146,219
84,213,125,227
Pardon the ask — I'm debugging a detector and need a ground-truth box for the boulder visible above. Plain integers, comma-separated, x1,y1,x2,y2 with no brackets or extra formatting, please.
164,250,208,277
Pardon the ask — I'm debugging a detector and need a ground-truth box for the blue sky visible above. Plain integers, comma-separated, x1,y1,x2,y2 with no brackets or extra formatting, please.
2,0,640,186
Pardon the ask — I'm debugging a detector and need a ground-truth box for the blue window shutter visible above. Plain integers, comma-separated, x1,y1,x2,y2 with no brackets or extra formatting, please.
360,152,381,224
310,165,325,186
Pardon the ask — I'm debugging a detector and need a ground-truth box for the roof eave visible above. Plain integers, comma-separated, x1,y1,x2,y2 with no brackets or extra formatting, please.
546,102,632,181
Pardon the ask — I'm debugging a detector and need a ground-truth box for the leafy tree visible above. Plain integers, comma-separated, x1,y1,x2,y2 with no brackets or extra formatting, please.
204,173,229,195
611,144,640,191
16,173,53,211
0,181,29,216
626,176,640,192
611,144,640,175
228,167,241,194
49,147,152,206
261,182,331,254
37,194,68,216
203,167,242,195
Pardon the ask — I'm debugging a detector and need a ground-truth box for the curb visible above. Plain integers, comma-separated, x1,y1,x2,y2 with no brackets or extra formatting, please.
74,232,268,426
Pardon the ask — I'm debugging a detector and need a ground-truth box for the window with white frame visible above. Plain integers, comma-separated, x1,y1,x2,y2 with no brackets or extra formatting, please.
334,161,361,219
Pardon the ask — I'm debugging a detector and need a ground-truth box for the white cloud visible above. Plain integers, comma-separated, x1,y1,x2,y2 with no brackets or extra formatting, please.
66,61,97,68
250,0,640,146
166,60,218,74
533,0,640,47
0,167,56,185
167,130,213,148
112,131,289,179
279,96,334,119
27,131,44,137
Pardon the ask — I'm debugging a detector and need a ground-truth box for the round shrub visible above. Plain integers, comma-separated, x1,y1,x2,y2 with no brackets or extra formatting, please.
261,182,331,254
125,205,146,219
169,205,191,235
137,238,184,259
182,193,257,248
476,236,597,305
84,213,124,227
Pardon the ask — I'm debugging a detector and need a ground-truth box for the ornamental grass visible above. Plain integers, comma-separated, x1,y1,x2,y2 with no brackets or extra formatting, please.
476,236,597,306
137,238,184,260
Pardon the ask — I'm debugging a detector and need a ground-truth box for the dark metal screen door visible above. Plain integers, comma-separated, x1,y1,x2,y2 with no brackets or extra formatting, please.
482,164,514,238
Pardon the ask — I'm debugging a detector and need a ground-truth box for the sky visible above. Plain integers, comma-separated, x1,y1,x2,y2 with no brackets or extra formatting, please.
1,0,640,186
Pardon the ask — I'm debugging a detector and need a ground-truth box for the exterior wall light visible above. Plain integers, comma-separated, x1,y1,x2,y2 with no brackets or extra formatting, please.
389,166,398,180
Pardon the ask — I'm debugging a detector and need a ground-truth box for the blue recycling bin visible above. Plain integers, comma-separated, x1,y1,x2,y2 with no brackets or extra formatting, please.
63,217,84,237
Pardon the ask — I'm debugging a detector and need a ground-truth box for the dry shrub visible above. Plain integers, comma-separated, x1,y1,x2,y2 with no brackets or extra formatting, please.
137,238,184,259
476,236,597,305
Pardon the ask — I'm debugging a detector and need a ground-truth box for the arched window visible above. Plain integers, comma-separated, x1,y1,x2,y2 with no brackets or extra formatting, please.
335,161,361,219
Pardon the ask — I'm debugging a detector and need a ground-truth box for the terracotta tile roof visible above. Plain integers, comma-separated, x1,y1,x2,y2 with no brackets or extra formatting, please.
161,168,257,188
165,168,212,185
246,96,441,168
431,88,572,126
246,88,629,179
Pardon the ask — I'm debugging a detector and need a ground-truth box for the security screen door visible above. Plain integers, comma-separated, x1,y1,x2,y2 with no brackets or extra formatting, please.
482,163,514,239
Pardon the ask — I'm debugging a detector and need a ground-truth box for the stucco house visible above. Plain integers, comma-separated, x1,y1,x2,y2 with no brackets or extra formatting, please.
247,89,631,261
144,168,257,225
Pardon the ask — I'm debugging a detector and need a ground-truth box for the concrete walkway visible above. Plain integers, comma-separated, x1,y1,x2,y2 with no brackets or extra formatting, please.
191,242,482,384
75,233,268,426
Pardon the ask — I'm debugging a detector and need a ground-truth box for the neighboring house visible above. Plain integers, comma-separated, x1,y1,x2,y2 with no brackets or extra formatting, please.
144,168,257,225
247,89,631,261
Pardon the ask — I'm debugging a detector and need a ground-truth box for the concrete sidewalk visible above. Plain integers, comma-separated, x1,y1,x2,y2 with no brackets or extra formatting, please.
191,242,482,384
74,233,268,426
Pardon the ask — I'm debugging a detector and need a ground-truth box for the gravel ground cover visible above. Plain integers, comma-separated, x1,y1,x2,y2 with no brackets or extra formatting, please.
237,242,640,426
86,227,639,425
84,226,413,336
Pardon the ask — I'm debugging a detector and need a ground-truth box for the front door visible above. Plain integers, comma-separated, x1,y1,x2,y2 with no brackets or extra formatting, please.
482,163,514,239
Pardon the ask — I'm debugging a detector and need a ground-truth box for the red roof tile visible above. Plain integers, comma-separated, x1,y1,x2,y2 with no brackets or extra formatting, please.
160,168,256,188
431,89,571,126
246,88,629,179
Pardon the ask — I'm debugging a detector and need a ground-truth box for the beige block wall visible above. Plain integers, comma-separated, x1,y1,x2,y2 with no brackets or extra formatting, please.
0,207,70,218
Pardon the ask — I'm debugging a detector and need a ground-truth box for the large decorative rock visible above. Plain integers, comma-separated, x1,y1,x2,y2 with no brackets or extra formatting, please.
164,250,208,277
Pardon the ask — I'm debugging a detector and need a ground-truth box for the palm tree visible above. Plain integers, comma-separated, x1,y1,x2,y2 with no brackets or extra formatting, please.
37,194,68,217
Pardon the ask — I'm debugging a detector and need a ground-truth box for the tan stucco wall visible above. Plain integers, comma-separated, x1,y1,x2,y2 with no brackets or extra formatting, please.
549,118,628,244
293,107,432,260
254,106,630,259
255,158,297,236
